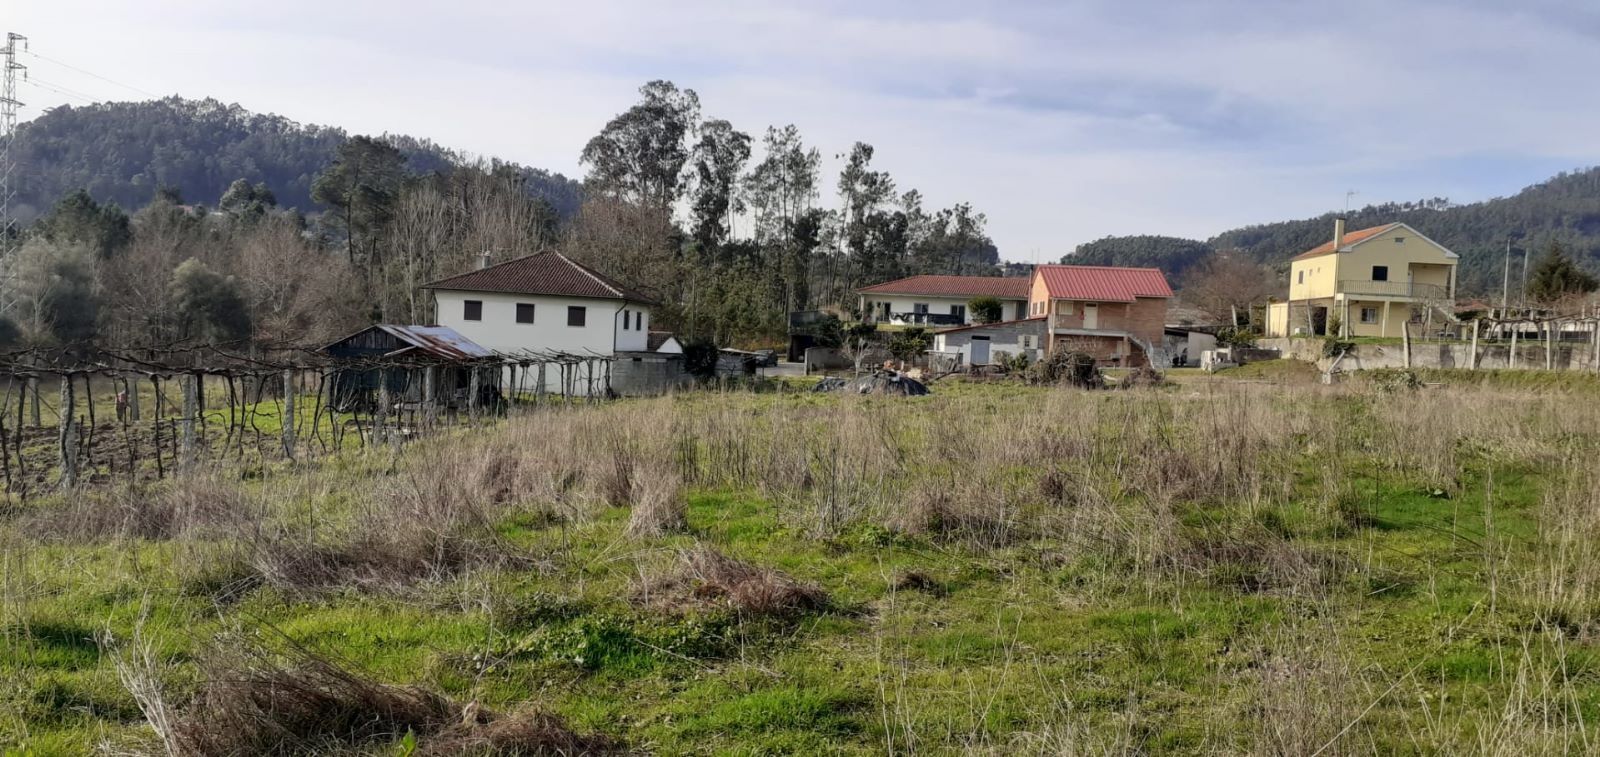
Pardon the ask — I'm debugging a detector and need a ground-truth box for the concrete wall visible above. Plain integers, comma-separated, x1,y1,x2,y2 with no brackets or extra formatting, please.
933,319,1046,365
611,352,693,396
1259,337,1600,372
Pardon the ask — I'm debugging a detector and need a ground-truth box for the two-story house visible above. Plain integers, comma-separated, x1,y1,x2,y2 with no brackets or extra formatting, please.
1265,220,1458,338
857,275,1031,325
423,251,657,394
1027,265,1174,367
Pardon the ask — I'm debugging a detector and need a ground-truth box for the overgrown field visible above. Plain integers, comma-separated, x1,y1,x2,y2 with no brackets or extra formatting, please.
5,372,1600,754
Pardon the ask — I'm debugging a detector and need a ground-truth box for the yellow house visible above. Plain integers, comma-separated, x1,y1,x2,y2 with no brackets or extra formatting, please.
1265,219,1458,338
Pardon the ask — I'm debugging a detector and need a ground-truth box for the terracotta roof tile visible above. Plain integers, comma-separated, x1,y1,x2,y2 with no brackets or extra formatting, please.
856,275,1031,299
422,252,657,304
1291,223,1400,261
1033,265,1172,302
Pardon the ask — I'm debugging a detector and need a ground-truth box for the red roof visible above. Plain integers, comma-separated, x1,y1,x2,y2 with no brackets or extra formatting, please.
422,251,656,304
1033,265,1172,302
1291,223,1400,261
856,274,1030,299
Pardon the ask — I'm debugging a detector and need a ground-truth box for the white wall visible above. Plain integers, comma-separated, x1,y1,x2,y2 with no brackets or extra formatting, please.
859,294,1027,325
434,289,651,395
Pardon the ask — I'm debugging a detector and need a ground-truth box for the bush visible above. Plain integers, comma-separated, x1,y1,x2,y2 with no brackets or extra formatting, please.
682,337,719,380
968,295,1003,324
1215,326,1258,348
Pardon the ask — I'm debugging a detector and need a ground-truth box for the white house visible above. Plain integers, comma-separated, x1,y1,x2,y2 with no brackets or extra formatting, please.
930,317,1047,366
856,275,1031,326
423,252,657,394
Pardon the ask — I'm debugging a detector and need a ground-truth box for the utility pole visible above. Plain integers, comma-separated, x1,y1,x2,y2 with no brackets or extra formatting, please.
1501,237,1511,314
1521,246,1530,309
0,33,25,317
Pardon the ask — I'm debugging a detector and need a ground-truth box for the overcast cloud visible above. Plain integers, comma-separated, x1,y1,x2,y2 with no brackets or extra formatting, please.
11,0,1600,261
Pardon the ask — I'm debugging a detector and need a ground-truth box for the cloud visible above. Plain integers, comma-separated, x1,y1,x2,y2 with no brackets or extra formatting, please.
13,0,1600,259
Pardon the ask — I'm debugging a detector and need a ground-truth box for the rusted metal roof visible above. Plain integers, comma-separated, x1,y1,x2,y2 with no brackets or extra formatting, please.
422,251,657,304
321,324,493,361
856,274,1031,299
1033,265,1172,302
1291,223,1400,261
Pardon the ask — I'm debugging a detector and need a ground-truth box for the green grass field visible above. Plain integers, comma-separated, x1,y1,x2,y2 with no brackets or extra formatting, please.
4,371,1600,754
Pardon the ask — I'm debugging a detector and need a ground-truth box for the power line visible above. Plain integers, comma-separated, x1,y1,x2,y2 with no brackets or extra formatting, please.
27,76,100,104
23,48,158,98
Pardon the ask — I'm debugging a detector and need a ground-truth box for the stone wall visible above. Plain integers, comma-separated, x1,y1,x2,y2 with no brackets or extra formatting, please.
1258,337,1600,372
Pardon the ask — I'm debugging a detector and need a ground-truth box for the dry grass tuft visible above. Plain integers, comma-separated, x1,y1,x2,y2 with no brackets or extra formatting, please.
636,545,829,618
127,637,618,756
1164,526,1351,595
625,463,687,538
887,477,1018,548
25,473,259,542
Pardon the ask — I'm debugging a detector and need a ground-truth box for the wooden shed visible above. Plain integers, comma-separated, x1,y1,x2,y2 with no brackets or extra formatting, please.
320,325,500,411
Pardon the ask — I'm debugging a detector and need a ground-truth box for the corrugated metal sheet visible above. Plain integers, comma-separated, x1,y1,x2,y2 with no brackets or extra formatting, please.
322,325,492,361
377,325,493,359
857,274,1031,299
1034,266,1172,302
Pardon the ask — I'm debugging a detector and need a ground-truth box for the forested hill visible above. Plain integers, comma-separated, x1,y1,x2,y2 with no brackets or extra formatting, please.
9,97,583,221
1064,167,1600,295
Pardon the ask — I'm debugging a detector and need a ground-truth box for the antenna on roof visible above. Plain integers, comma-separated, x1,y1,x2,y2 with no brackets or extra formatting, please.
1344,189,1359,214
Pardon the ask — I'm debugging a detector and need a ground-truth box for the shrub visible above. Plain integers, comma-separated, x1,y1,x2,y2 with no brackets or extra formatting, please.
635,545,829,619
967,295,1003,324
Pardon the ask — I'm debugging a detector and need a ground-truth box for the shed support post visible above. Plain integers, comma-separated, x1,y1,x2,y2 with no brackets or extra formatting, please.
1511,327,1519,369
58,374,77,490
1381,301,1390,340
281,369,296,461
375,368,390,445
422,365,437,428
467,366,480,424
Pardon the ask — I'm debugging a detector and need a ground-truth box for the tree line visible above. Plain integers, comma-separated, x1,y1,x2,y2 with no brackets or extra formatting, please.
4,82,1005,349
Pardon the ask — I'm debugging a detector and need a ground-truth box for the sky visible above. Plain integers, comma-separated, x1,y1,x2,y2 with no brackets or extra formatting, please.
10,0,1600,262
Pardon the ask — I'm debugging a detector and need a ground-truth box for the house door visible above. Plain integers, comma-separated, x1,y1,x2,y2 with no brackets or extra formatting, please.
969,336,991,365
1083,303,1099,330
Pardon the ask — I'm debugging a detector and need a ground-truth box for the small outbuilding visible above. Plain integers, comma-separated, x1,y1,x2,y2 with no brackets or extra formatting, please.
930,317,1047,367
320,324,499,411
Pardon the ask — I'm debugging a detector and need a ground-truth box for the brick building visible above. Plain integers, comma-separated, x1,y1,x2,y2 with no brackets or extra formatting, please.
1027,265,1173,367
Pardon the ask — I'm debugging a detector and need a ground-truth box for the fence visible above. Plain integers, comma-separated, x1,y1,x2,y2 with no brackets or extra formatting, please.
0,343,618,498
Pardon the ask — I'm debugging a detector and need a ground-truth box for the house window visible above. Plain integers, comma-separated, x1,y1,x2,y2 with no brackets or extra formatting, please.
516,303,535,324
1360,307,1379,324
463,300,483,321
1394,236,1405,244
567,306,587,327
638,311,646,330
1021,335,1035,349
913,303,929,314
622,310,631,330
951,304,966,320
1055,301,1073,315
1372,265,1389,282
1297,271,1304,285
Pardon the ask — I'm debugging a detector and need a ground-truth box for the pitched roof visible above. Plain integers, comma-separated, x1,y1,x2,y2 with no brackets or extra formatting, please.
1033,265,1173,302
856,274,1031,299
321,324,493,361
422,251,657,304
1291,223,1401,261
646,331,678,351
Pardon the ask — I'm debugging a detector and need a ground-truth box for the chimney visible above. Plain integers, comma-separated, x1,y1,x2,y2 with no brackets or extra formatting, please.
1332,217,1346,250
477,251,492,270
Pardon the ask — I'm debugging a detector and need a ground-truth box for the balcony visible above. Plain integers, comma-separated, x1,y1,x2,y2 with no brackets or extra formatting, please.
1338,280,1449,300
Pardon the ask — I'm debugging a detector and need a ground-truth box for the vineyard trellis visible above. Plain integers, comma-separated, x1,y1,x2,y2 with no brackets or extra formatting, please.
0,341,617,497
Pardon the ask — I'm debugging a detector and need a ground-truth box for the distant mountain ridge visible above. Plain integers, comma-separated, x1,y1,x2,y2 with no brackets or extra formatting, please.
1066,167,1600,295
9,96,583,221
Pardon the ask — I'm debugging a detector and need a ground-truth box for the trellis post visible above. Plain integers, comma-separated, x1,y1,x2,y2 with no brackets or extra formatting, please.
281,369,296,461
127,375,141,422
1469,319,1479,370
180,372,198,470
57,374,77,489
467,365,480,424
422,364,437,428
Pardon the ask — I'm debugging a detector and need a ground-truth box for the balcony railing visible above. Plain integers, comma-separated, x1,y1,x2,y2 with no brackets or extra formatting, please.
1338,280,1449,300
891,312,964,326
